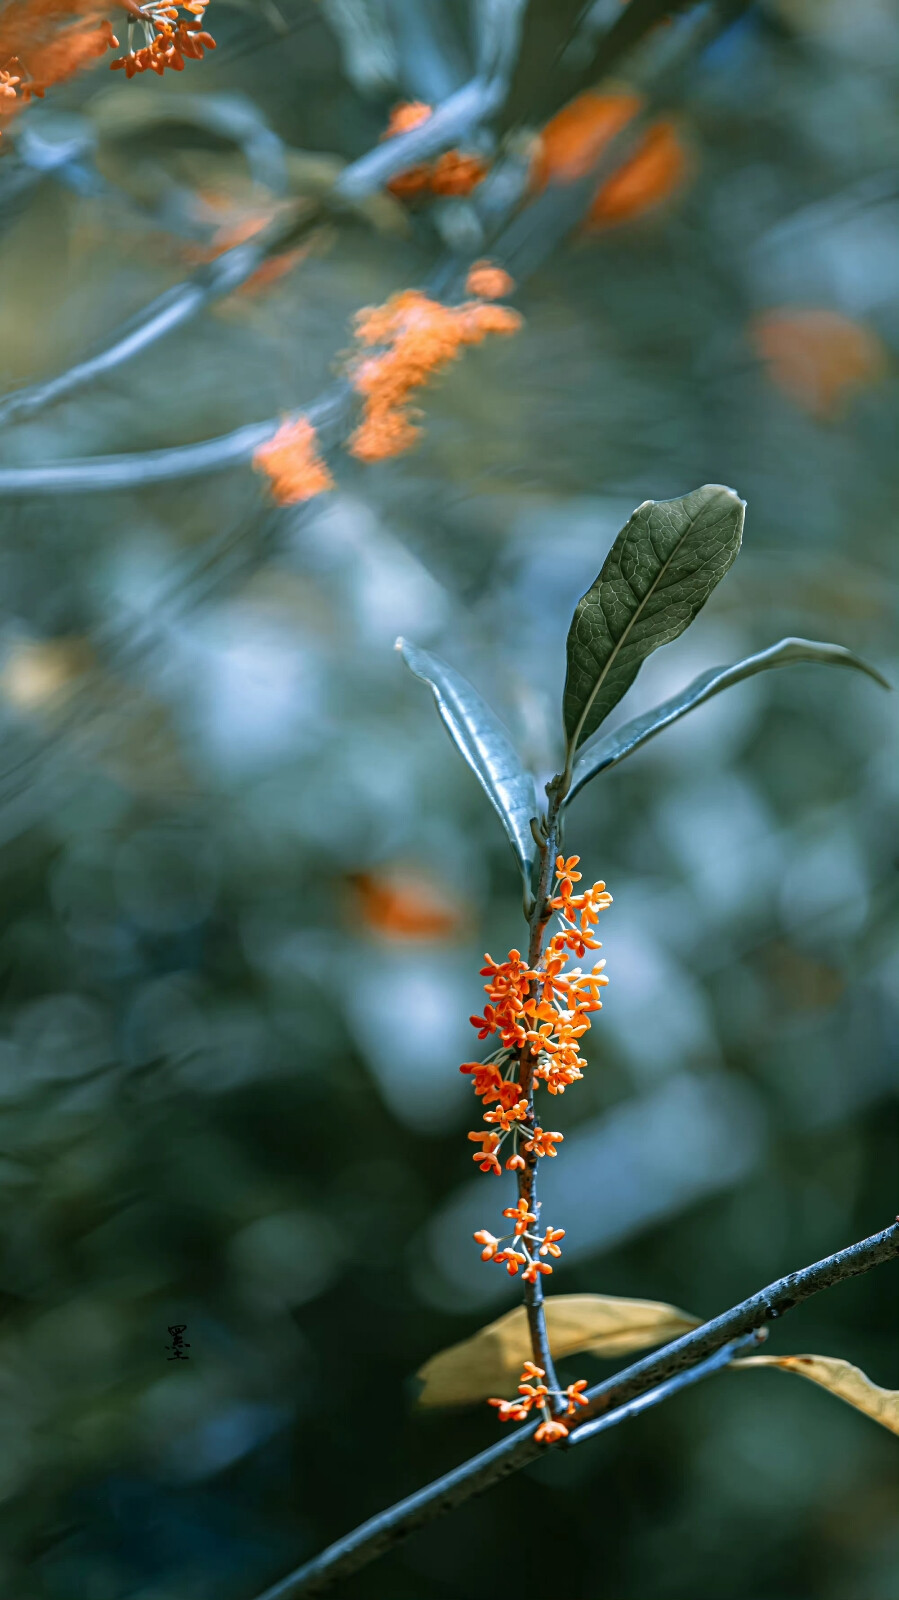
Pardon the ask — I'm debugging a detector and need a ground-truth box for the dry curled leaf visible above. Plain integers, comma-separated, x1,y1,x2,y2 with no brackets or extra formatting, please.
416,1293,701,1408
733,1354,899,1435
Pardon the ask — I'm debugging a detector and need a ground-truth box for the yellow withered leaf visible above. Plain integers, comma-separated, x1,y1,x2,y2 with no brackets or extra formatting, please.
733,1355,899,1436
415,1293,702,1409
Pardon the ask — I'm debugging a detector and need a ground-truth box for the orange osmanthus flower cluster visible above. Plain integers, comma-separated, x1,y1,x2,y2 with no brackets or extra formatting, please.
488,1360,590,1442
0,0,214,128
347,284,521,463
465,856,610,1438
109,0,214,77
464,857,610,1280
253,417,335,506
253,271,519,497
0,0,119,127
382,101,489,200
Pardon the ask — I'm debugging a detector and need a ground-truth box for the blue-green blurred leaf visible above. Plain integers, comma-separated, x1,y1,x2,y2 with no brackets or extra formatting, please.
562,485,745,757
397,638,538,888
567,637,890,802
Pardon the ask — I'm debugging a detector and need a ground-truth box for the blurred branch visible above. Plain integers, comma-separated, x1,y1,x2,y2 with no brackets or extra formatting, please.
333,0,528,201
0,384,349,493
562,0,696,94
565,1326,765,1446
385,0,471,102
333,77,507,201
473,0,529,83
0,209,320,428
245,1221,899,1598
319,0,400,96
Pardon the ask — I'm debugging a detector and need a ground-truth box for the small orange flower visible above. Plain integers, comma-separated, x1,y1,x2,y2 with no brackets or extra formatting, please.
538,1226,565,1258
380,107,489,201
494,1248,526,1275
460,1060,502,1096
556,854,582,883
483,1097,529,1130
522,1258,552,1283
384,99,433,137
465,261,515,301
468,1131,502,1174
488,1397,529,1422
473,1229,500,1261
518,1378,549,1406
253,417,334,506
469,1005,498,1040
430,149,488,195
381,102,435,198
535,1417,569,1444
386,165,432,199
523,1127,563,1159
0,61,21,100
502,1198,537,1235
565,1380,589,1415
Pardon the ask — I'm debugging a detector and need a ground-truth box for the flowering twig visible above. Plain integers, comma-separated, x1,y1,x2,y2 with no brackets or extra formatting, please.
244,1222,899,1599
464,834,613,1403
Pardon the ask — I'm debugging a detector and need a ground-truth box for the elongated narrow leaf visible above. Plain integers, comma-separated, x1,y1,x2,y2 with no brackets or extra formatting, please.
733,1354,899,1436
562,484,745,755
567,637,890,802
415,1293,701,1408
397,638,538,888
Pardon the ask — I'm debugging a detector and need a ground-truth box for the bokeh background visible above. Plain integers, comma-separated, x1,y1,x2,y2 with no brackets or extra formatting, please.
0,1,897,1596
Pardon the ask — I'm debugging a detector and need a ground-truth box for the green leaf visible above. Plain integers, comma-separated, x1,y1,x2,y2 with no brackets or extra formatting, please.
567,637,890,802
397,638,538,889
562,484,745,759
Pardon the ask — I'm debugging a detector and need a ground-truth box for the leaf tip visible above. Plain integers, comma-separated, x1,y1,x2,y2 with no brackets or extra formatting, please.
704,481,746,517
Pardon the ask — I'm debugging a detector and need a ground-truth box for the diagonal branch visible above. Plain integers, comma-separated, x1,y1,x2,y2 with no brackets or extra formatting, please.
245,1220,899,1599
0,210,321,428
